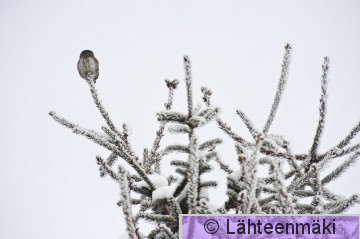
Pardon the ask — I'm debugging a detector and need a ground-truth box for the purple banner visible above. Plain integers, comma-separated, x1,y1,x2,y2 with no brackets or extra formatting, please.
181,215,359,239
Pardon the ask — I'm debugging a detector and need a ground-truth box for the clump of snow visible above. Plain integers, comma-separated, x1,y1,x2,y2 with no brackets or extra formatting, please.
133,174,168,189
229,169,242,181
152,185,176,201
148,174,168,188
227,208,237,214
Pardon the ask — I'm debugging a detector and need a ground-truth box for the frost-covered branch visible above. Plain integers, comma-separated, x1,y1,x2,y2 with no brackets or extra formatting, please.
184,55,194,118
145,79,179,173
263,43,292,135
236,109,259,139
309,57,330,166
50,46,360,238
119,166,138,239
87,78,123,138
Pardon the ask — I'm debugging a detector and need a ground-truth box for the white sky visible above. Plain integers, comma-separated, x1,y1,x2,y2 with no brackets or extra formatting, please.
1,1,360,238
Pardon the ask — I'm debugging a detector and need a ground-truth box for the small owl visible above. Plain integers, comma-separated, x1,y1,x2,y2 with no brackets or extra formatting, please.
77,50,99,83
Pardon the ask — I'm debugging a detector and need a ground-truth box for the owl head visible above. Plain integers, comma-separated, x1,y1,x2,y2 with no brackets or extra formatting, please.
79,50,95,58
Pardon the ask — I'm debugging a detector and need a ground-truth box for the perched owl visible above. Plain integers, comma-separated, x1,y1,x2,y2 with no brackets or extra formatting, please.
77,50,99,83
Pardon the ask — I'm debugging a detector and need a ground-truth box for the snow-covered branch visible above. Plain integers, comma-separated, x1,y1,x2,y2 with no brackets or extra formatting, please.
50,45,360,238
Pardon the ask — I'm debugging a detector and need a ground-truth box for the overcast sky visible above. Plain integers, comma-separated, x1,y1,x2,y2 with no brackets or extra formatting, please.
1,1,360,238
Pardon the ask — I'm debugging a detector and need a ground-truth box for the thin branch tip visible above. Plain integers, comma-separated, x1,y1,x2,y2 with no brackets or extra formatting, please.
285,43,292,50
183,55,190,63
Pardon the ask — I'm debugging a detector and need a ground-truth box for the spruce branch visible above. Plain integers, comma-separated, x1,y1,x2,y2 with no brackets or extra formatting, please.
311,166,324,213
50,47,360,238
119,166,138,239
217,118,251,147
86,77,122,138
321,151,360,186
244,134,264,214
309,57,330,167
263,43,292,135
184,55,193,118
335,119,360,149
159,224,177,239
167,125,191,134
168,197,182,219
187,130,199,214
199,138,222,151
101,125,140,164
146,79,178,173
106,152,118,167
201,86,212,107
236,109,260,139
212,153,233,174
284,142,304,178
325,195,360,214
147,228,161,239
173,177,188,198
331,143,360,159
138,212,173,223
322,187,344,201
269,158,296,213
163,144,190,155
49,111,117,151
157,111,188,124
96,156,120,181
170,160,189,168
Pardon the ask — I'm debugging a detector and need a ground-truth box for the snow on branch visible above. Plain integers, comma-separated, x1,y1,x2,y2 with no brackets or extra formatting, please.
119,166,139,239
263,43,292,135
184,55,193,118
336,119,360,149
236,109,260,140
309,57,330,166
321,151,360,186
50,45,360,238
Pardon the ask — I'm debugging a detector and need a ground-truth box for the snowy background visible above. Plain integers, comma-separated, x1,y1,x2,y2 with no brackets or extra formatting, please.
1,1,360,238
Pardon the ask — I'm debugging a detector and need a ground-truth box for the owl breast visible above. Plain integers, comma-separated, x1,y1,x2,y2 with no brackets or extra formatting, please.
77,57,99,83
